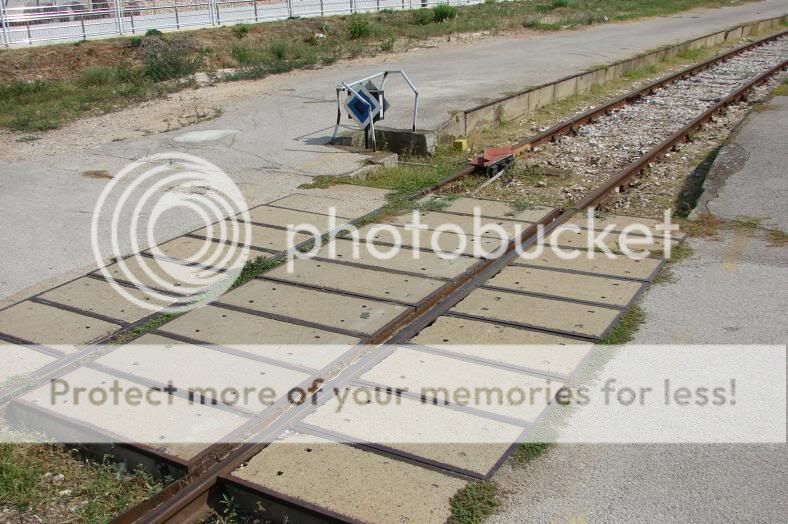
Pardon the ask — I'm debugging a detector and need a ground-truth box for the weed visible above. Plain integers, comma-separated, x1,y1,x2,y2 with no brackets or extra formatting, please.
448,481,499,524
733,215,763,231
232,256,282,289
380,37,395,51
511,442,551,464
144,28,162,37
677,213,721,238
767,228,788,247
231,23,250,39
509,197,534,213
347,16,372,39
269,40,289,61
412,9,434,26
433,4,458,23
79,66,116,87
141,37,200,82
599,305,645,345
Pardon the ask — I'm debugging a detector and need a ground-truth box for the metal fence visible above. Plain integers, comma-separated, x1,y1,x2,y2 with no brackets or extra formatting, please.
0,0,487,47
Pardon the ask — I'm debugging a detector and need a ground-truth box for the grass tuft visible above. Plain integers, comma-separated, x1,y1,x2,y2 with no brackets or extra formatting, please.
448,481,499,524
599,305,645,345
511,442,552,464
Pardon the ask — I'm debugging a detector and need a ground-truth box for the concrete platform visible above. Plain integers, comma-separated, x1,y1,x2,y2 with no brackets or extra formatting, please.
159,305,357,368
390,211,531,239
487,266,644,307
94,334,309,414
190,222,313,253
0,344,56,384
320,238,478,279
360,347,561,423
38,277,175,323
13,366,249,462
302,385,523,477
96,256,222,293
265,259,444,305
229,433,466,524
451,288,621,339
0,301,119,347
244,206,349,232
516,248,663,280
411,317,591,376
219,280,408,335
442,198,554,223
356,224,507,258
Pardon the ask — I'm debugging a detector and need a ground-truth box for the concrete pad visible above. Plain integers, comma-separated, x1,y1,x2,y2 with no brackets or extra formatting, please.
147,236,241,266
356,224,507,258
17,367,248,461
220,280,408,335
271,193,378,218
303,386,523,476
98,256,222,293
441,198,554,223
191,222,313,253
244,206,348,232
265,259,444,305
517,248,662,280
567,214,687,240
411,317,591,376
95,334,309,413
231,433,466,524
39,278,176,323
0,344,56,383
488,266,644,307
360,348,561,423
546,226,673,254
321,238,477,279
159,305,356,369
452,288,620,339
0,301,118,347
173,129,239,143
390,211,531,239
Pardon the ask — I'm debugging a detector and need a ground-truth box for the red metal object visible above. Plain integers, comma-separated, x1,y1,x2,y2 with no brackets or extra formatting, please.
469,145,515,176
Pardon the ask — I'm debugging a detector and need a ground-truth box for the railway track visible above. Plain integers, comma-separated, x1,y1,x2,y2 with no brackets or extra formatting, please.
1,29,786,524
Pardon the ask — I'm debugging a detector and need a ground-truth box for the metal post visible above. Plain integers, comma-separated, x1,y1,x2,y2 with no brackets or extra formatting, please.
319,0,323,17
116,0,124,35
80,14,86,40
215,0,220,24
26,21,31,44
253,0,257,22
174,2,179,29
130,10,134,33
0,0,10,48
286,0,292,18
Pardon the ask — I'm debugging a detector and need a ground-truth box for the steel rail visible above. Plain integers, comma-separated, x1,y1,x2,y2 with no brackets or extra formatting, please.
113,38,787,524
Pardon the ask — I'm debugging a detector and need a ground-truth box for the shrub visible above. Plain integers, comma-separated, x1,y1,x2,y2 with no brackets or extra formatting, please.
380,37,394,52
129,36,142,48
232,24,250,39
144,28,162,37
412,9,433,26
347,16,371,39
432,4,458,23
269,40,289,61
79,66,115,87
0,80,53,99
141,37,200,82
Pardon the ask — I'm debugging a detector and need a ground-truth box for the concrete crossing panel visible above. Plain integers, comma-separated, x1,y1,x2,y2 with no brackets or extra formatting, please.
390,211,530,239
0,344,56,384
442,198,554,223
487,266,644,307
452,288,620,339
517,248,663,280
547,226,674,254
146,236,240,266
191,222,313,253
230,433,466,524
0,301,118,347
97,257,223,293
355,224,507,258
270,193,383,218
244,206,348,232
220,280,408,335
265,259,444,305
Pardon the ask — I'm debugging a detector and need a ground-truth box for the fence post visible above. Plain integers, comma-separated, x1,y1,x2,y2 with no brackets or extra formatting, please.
0,1,10,48
287,0,292,18
130,10,135,33
215,0,221,24
80,15,86,40
320,0,323,17
174,2,180,29
115,0,124,35
253,0,258,22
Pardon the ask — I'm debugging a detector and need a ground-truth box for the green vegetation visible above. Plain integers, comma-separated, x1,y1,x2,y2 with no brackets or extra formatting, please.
511,442,552,464
448,481,499,524
0,0,757,132
0,443,160,522
599,305,645,345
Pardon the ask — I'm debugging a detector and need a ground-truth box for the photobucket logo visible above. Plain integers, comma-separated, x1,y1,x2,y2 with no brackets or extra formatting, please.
90,153,251,313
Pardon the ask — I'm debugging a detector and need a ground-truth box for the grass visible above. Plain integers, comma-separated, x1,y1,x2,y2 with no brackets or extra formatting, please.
0,443,161,522
510,442,552,464
0,1,757,131
448,481,499,524
767,228,788,247
599,305,646,345
771,77,788,96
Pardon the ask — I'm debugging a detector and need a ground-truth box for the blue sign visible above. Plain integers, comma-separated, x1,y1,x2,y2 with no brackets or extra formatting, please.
344,86,380,128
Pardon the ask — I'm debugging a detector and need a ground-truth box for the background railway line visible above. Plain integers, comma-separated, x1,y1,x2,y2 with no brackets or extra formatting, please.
0,29,785,524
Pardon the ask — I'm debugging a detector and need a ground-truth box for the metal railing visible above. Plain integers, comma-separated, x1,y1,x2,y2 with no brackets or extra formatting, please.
0,0,484,47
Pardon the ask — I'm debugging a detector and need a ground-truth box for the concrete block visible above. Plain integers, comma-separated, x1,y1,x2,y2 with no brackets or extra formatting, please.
220,280,407,335
390,211,531,239
159,305,357,368
0,344,56,384
99,256,223,292
192,222,312,253
553,77,577,102
374,127,437,156
411,316,591,376
95,334,309,413
356,224,506,258
516,248,662,281
15,366,248,461
487,266,644,307
148,236,238,265
442,198,554,223
0,301,118,348
546,227,672,254
231,433,465,524
271,193,379,219
303,385,523,476
39,278,176,324
360,347,561,423
265,259,444,305
452,288,620,339
464,104,498,133
244,206,349,232
528,85,554,112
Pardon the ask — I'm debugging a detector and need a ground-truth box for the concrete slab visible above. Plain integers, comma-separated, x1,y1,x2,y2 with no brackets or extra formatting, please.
98,256,222,293
546,226,673,254
321,238,478,279
265,259,444,305
411,317,591,376
16,366,248,461
244,206,348,232
271,193,381,218
159,305,357,368
443,198,555,223
302,386,523,476
147,236,241,266
220,280,408,335
360,348,561,423
390,211,530,239
39,278,176,323
230,433,466,524
487,266,644,307
191,222,312,253
95,334,309,413
0,344,56,384
0,301,118,347
516,248,662,280
451,288,620,339
356,224,507,258
566,214,687,240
